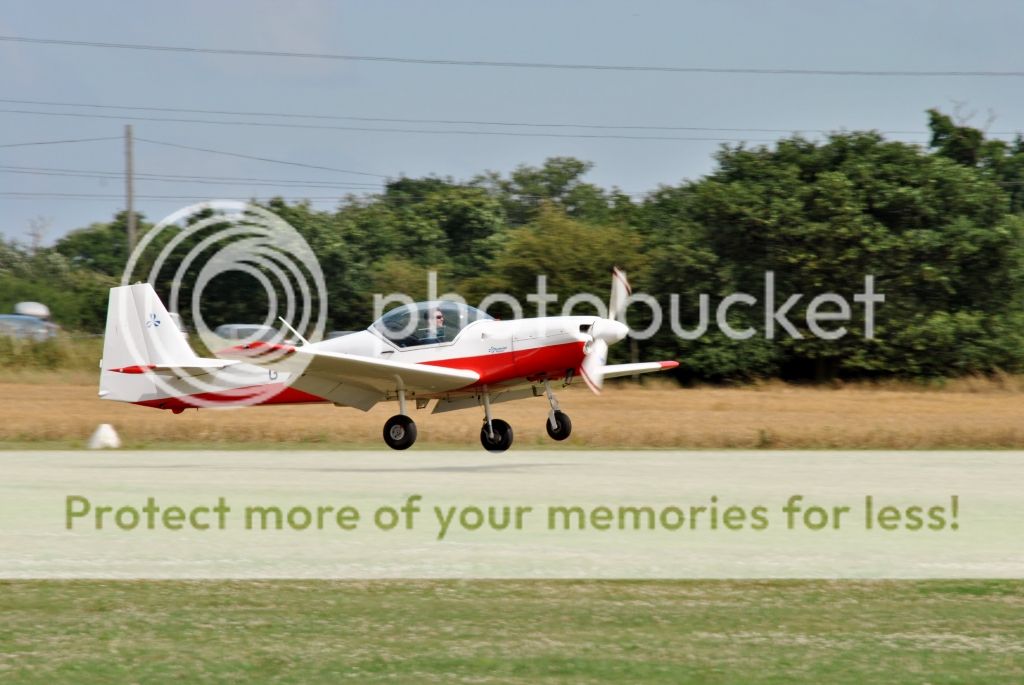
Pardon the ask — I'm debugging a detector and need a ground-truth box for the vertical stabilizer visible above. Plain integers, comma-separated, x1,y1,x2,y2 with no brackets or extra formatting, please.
99,283,199,402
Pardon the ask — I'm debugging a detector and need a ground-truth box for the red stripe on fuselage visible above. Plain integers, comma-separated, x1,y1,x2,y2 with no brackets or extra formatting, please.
425,340,585,386
134,383,325,412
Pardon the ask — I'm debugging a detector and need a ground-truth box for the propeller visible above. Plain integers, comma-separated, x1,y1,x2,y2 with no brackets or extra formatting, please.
580,267,631,394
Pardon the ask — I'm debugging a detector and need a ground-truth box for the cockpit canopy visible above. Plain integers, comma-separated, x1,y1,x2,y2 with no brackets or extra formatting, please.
371,301,493,348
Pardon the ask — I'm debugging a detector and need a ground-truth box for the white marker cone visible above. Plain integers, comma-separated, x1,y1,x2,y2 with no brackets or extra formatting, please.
87,424,121,449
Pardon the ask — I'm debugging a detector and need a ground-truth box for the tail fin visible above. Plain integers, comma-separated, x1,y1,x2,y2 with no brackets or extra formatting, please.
99,283,231,403
102,283,197,370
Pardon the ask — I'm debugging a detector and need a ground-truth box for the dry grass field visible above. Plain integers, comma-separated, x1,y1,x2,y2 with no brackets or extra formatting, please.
4,372,1024,448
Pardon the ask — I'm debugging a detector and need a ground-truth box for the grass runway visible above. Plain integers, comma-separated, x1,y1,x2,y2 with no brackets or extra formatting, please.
1,580,1022,684
4,377,1024,682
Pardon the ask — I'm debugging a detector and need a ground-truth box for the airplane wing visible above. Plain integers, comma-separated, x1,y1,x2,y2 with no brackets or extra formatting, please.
213,341,474,395
291,348,479,394
600,361,679,379
432,360,679,414
215,342,479,410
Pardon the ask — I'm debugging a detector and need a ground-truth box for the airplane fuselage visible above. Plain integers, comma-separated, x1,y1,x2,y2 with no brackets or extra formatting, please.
130,316,595,411
330,316,592,388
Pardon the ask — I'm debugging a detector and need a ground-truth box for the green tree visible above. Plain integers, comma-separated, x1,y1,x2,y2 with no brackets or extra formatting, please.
463,206,644,325
54,211,148,277
638,127,1024,380
474,157,628,226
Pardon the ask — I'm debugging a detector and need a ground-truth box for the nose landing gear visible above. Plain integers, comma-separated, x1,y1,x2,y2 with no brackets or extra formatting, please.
543,380,572,441
545,410,572,441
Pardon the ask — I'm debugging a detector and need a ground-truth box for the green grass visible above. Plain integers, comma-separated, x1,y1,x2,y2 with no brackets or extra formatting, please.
1,581,1021,684
0,336,102,373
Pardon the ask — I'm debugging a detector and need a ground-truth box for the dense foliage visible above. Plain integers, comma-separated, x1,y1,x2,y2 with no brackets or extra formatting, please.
3,111,1023,381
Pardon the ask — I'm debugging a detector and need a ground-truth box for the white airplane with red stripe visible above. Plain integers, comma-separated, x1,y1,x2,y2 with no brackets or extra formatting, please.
99,268,677,451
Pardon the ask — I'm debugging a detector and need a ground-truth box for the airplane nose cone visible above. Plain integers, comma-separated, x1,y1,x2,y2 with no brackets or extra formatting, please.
592,318,629,344
607,319,629,343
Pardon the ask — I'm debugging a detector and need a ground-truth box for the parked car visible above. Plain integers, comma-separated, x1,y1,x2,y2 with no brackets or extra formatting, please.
0,314,60,341
14,301,51,320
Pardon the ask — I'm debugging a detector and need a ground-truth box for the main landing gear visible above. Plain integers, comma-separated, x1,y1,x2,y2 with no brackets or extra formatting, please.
383,389,417,450
381,382,573,452
480,390,513,452
480,418,514,452
477,380,572,452
383,414,416,450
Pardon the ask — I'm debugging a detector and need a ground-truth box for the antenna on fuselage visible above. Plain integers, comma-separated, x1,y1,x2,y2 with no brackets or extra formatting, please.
278,316,310,346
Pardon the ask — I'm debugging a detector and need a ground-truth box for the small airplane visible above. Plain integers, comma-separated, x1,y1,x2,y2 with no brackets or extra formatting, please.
99,268,678,451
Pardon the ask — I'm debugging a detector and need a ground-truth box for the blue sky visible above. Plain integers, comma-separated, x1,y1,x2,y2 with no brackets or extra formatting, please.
2,0,1023,242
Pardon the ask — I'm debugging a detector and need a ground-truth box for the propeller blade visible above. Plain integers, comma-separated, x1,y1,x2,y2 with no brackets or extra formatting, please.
580,268,633,395
608,266,631,323
580,338,608,394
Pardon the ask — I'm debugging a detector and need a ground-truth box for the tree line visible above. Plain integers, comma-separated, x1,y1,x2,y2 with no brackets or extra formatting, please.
3,109,1023,381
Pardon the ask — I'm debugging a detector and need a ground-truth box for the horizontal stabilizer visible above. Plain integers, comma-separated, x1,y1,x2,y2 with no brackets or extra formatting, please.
109,359,239,378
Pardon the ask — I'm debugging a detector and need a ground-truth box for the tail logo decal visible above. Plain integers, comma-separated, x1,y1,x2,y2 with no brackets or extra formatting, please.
146,313,161,328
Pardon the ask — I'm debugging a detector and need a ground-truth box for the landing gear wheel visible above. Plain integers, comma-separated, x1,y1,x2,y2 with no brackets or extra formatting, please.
545,410,572,441
383,415,417,450
480,418,513,452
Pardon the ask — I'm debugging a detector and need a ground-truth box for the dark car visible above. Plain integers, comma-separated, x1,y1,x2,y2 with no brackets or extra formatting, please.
212,324,279,342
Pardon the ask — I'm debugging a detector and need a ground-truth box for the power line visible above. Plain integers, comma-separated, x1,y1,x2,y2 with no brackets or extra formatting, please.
1,190,648,204
0,163,384,185
3,96,1004,135
2,35,1023,77
0,135,120,148
0,191,369,200
134,137,389,178
0,164,383,188
0,165,654,201
0,107,786,142
0,195,651,208
0,193,351,204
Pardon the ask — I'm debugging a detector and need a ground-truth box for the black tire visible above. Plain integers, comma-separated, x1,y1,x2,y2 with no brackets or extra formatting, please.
480,418,513,452
383,415,417,450
545,410,572,441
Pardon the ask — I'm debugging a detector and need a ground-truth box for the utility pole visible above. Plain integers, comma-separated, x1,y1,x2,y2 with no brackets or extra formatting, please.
125,124,136,253
27,216,50,254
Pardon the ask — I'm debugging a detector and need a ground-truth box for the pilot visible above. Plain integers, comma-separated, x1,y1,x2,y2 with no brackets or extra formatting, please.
431,308,446,341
